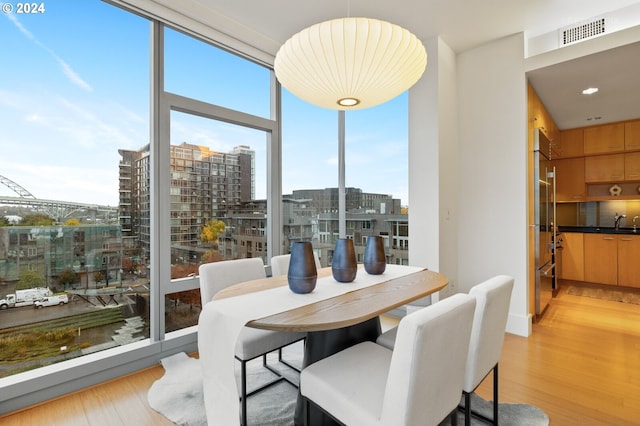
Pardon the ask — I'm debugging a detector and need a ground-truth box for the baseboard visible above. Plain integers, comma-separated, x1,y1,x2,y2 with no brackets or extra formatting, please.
506,312,532,337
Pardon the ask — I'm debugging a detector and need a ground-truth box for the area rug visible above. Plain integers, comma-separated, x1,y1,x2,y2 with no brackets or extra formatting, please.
447,393,549,425
148,346,548,426
567,285,640,305
148,347,301,426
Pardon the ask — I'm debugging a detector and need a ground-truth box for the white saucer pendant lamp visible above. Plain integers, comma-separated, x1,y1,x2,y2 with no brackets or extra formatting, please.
274,17,427,110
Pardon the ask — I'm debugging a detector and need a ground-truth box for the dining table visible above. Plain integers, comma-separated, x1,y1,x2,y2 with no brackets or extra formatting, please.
198,263,448,426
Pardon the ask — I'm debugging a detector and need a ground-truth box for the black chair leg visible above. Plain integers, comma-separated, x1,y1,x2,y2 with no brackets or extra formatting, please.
241,360,247,426
464,391,471,426
451,407,458,426
493,364,499,426
304,397,310,426
462,363,499,426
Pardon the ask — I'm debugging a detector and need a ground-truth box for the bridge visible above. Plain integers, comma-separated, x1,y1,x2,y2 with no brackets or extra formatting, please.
0,174,118,221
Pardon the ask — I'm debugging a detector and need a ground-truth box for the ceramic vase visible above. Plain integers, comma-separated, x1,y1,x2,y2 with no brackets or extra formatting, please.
364,235,386,275
287,241,317,294
331,238,357,283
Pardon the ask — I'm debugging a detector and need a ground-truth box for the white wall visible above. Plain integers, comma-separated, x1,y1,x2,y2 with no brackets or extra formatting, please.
410,33,531,336
456,33,530,336
408,37,440,273
408,37,459,305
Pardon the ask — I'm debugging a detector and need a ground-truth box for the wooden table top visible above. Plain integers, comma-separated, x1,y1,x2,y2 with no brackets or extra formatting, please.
213,266,448,332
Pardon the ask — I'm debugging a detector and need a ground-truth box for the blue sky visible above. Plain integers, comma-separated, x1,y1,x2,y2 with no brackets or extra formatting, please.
0,0,409,207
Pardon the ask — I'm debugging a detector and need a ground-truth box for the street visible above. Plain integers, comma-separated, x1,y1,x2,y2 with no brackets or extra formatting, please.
0,293,131,329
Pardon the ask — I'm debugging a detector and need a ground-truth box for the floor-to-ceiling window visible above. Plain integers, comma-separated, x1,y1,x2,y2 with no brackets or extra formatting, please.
280,90,410,267
160,25,274,334
0,0,150,379
0,0,278,410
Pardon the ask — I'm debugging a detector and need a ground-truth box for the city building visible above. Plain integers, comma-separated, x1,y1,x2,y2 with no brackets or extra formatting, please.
285,189,407,266
0,224,123,290
118,142,254,264
218,189,408,267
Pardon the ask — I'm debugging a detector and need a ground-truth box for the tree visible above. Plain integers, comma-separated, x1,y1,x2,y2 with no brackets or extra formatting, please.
0,216,9,227
64,218,80,226
200,219,225,245
171,263,198,279
20,213,54,226
93,270,106,284
16,270,46,290
201,249,223,264
122,257,139,275
57,268,78,289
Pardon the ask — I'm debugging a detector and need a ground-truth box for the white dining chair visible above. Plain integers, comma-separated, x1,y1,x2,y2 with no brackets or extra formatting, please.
300,293,477,426
198,258,306,425
376,275,514,426
270,252,322,277
460,275,514,426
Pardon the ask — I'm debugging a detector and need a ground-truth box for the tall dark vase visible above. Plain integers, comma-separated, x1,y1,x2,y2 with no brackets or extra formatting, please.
364,235,386,275
331,238,357,283
287,241,317,294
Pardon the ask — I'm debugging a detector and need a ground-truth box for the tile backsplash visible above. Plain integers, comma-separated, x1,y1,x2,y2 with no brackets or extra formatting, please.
557,201,640,228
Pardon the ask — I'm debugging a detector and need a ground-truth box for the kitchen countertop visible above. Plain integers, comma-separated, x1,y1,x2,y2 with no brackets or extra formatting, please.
559,226,639,235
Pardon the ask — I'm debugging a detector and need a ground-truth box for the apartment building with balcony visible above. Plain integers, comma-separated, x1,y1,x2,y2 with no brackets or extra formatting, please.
215,188,407,267
118,143,254,265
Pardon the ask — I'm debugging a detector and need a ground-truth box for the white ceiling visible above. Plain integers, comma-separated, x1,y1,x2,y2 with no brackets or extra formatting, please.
527,40,640,130
159,0,640,130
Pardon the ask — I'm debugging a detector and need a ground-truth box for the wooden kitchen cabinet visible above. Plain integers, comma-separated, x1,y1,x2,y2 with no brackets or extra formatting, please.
584,233,618,286
559,232,584,281
625,120,640,151
584,154,625,182
584,122,625,155
554,157,585,201
556,128,584,158
625,152,640,181
618,235,640,288
529,85,559,145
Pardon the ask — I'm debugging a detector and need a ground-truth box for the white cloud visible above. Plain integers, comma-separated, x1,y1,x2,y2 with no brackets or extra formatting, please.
56,57,92,92
6,13,92,92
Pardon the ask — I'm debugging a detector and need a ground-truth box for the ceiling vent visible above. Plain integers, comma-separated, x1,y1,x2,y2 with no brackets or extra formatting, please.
560,18,606,45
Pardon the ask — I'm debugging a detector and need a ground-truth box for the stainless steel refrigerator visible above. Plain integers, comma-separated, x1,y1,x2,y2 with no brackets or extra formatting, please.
533,129,557,317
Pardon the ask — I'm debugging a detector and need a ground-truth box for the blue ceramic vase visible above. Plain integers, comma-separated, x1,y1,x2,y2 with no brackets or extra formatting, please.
287,241,317,294
364,235,386,275
331,238,357,283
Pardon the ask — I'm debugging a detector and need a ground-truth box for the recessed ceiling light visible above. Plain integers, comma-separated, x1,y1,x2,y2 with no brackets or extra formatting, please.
582,87,599,95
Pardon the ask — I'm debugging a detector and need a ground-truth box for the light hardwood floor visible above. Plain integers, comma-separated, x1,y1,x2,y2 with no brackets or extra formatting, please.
2,285,639,425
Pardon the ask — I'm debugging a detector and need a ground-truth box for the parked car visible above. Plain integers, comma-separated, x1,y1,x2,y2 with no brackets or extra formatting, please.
34,294,69,308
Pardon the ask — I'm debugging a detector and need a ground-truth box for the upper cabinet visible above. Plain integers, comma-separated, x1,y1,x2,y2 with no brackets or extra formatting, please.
558,119,640,201
584,154,625,182
625,152,640,181
529,86,559,145
584,123,625,155
625,120,640,151
556,128,584,158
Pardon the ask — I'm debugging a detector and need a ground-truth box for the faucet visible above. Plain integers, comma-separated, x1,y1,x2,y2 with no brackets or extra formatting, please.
614,213,626,230
634,216,639,233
